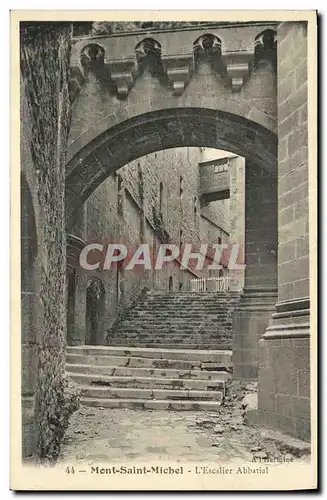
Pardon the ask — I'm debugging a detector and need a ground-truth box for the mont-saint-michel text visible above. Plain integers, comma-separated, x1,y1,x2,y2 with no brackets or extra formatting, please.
89,465,270,476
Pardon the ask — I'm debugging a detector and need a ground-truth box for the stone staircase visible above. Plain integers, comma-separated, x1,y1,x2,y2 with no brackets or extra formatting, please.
106,291,240,350
66,345,232,410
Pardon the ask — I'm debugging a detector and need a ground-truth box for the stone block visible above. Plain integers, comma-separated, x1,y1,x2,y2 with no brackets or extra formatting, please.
295,396,310,419
258,342,269,368
21,344,38,396
278,241,296,265
278,83,307,123
258,366,276,393
294,197,309,219
294,416,311,442
279,218,308,246
296,61,308,91
233,349,256,366
292,278,310,299
278,137,288,162
233,364,258,380
275,368,298,396
278,146,308,177
296,235,309,258
144,401,169,410
278,282,295,302
258,390,276,412
279,206,294,227
21,292,40,344
279,163,308,196
299,104,308,124
287,123,308,156
278,74,296,105
22,399,36,458
279,183,308,211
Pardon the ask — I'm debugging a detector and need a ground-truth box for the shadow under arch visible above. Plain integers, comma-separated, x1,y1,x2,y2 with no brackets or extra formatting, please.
65,107,277,229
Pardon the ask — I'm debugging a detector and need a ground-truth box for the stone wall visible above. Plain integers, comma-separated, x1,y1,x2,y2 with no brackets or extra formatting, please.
256,22,310,440
21,78,42,459
20,23,79,461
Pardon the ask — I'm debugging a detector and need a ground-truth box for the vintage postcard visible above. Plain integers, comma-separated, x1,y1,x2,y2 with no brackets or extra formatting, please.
11,10,317,491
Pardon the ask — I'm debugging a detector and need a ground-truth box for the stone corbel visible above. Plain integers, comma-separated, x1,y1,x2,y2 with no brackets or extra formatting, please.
105,59,138,99
221,51,254,92
161,55,194,96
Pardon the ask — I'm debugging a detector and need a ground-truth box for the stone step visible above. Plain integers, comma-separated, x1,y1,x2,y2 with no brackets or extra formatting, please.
106,342,230,350
108,330,231,335
107,337,231,345
66,345,232,364
132,298,233,302
150,298,239,301
106,342,231,350
80,397,222,411
67,353,230,370
78,385,224,401
112,318,231,324
108,334,231,341
106,332,231,338
111,324,231,331
66,363,230,380
123,303,232,316
67,372,225,391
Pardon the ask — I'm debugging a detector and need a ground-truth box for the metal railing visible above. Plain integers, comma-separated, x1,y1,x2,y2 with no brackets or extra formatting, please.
190,276,241,292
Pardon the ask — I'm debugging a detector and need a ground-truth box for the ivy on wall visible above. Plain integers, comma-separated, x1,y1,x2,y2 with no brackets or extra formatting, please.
20,22,80,463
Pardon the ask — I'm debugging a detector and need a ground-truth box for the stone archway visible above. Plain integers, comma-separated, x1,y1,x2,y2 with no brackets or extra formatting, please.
65,107,278,378
65,108,277,228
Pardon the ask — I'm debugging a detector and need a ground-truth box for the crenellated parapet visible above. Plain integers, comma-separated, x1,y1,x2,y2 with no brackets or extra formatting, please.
69,23,277,101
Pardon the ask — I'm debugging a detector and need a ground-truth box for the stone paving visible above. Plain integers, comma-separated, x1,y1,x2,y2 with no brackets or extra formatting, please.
59,382,311,466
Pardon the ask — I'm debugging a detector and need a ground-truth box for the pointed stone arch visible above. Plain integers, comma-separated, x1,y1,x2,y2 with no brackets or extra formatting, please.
65,107,277,228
